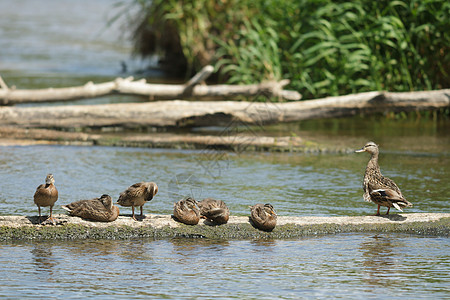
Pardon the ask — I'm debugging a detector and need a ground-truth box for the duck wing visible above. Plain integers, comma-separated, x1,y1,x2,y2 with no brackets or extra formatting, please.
62,199,110,220
370,188,412,211
117,182,144,205
173,201,200,225
250,204,267,224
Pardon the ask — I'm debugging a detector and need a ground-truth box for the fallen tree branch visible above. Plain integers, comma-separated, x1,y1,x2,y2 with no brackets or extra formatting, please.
0,89,448,129
0,65,301,105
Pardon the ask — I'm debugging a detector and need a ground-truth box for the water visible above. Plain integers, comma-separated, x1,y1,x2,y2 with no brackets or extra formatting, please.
0,0,134,77
0,145,448,217
0,234,449,299
1,0,449,299
0,145,449,298
0,0,165,107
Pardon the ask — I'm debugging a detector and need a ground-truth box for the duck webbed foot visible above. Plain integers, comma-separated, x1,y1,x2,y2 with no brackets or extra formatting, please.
372,205,381,216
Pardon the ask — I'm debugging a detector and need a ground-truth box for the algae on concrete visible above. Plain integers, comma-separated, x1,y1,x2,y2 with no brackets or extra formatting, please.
0,215,448,241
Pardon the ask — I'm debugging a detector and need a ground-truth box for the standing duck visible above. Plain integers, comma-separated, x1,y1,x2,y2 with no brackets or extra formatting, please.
198,198,230,225
249,203,277,232
117,182,158,220
173,197,200,225
356,141,412,215
62,194,119,222
33,174,58,223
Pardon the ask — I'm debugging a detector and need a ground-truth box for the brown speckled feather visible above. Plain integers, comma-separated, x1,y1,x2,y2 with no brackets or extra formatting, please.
173,197,200,225
198,198,229,225
62,194,119,222
117,182,158,207
357,142,412,215
117,182,158,220
250,203,277,232
33,174,58,221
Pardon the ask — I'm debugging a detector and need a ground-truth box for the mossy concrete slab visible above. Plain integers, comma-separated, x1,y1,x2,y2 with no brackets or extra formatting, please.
0,213,448,240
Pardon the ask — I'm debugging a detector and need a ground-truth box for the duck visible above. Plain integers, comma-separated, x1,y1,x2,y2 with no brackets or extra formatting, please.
33,174,58,223
249,203,277,232
61,194,119,222
356,141,413,215
117,182,158,220
173,197,200,225
197,198,230,225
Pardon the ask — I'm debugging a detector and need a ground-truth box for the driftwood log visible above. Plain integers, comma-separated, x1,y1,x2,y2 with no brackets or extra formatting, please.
0,89,448,129
0,66,301,105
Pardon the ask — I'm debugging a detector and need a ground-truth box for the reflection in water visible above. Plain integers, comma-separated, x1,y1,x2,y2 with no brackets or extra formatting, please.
31,242,56,279
0,234,447,299
250,239,277,254
63,239,123,258
360,235,401,287
170,238,230,257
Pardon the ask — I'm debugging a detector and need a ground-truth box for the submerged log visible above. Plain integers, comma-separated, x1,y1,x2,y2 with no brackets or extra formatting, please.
0,89,448,129
0,213,448,240
0,66,301,105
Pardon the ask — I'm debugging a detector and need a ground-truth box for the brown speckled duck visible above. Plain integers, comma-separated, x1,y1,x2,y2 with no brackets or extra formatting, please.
356,141,413,215
62,194,119,222
173,197,200,225
249,203,277,232
117,182,158,220
198,198,230,225
33,174,58,223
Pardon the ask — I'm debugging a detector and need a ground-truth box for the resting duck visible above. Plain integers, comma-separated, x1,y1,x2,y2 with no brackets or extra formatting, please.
173,197,200,225
249,203,277,232
117,182,158,220
33,174,58,223
198,198,230,225
62,194,119,222
356,141,413,215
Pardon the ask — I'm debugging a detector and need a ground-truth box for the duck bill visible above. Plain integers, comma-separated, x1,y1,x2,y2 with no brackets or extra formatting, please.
355,148,365,153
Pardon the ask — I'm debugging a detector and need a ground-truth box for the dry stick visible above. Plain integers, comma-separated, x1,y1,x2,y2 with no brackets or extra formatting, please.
183,65,214,95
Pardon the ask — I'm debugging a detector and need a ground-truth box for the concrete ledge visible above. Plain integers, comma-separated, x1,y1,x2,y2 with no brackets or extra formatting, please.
0,213,448,240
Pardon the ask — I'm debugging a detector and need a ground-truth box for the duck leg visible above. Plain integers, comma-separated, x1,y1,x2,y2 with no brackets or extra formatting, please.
140,206,144,217
131,206,137,221
38,206,43,223
374,205,381,216
48,206,56,224
385,207,390,215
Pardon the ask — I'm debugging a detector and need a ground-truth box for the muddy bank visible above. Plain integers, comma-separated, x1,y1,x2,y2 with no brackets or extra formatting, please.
1,213,448,240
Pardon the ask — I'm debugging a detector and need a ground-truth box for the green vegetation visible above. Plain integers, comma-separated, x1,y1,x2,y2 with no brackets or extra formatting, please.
122,0,449,99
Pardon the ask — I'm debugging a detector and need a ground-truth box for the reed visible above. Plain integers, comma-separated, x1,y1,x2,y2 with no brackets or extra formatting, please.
124,0,449,99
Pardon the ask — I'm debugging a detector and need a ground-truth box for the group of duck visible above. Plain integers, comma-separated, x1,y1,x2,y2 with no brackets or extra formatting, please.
34,176,277,231
32,141,413,232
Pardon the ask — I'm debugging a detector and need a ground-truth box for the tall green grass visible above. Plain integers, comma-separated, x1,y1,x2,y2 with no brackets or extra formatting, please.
125,0,449,100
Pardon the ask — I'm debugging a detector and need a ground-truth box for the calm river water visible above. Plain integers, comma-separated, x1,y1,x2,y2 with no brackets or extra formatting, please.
1,0,449,299
0,145,449,299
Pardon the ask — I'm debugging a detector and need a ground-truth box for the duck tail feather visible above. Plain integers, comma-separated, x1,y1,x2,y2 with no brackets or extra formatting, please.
392,202,403,212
